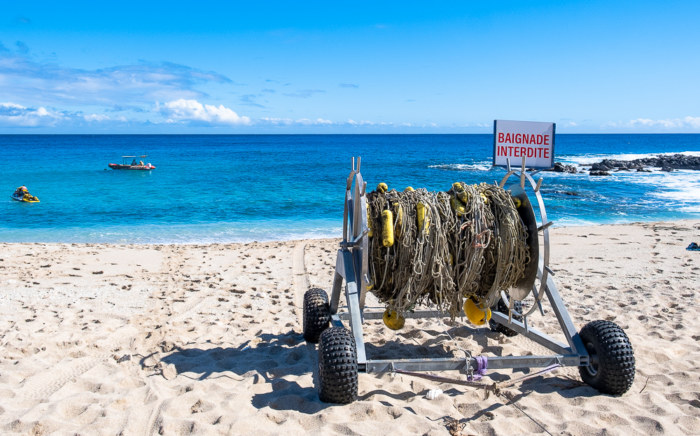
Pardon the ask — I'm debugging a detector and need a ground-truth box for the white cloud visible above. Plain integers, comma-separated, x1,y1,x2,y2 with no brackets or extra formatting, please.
0,48,232,108
0,102,61,127
259,117,334,126
159,99,250,125
258,117,398,129
259,117,294,126
346,119,387,127
84,113,111,122
296,117,333,126
611,116,700,130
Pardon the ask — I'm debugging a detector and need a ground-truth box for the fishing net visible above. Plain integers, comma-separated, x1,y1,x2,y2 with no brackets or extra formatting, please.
367,182,530,319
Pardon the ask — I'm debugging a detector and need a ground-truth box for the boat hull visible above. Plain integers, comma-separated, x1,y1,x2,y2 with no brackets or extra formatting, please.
11,194,39,203
108,163,156,170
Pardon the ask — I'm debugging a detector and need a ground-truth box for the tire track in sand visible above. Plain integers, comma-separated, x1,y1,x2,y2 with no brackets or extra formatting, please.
11,248,179,412
292,242,309,327
14,321,140,409
13,246,200,426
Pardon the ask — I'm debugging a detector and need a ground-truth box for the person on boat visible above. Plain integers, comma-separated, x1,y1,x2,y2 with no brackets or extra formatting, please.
13,186,27,197
132,158,137,165
139,160,144,166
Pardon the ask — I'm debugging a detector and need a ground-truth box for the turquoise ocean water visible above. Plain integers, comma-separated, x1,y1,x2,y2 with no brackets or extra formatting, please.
1,134,699,243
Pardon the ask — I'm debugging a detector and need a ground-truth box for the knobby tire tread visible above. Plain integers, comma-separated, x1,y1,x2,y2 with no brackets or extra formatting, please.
578,320,635,395
318,327,358,404
303,288,330,343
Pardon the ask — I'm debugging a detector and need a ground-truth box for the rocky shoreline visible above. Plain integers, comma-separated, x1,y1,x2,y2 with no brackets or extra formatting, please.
545,153,700,176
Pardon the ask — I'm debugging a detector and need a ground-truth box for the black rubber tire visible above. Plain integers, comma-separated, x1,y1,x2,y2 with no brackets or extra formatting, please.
578,320,635,395
318,327,358,404
489,298,523,337
303,288,331,343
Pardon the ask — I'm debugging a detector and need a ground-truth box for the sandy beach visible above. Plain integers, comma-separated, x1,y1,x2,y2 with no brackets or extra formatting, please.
1,220,699,435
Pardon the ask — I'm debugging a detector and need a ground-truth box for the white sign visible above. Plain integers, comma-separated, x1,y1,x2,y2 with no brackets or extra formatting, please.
493,120,555,169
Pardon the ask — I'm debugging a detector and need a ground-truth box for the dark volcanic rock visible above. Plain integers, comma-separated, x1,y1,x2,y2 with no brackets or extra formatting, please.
588,154,700,172
591,162,612,171
589,170,611,176
550,162,579,173
539,162,579,173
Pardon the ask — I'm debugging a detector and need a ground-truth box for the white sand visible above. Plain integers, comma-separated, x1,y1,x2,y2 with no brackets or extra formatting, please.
1,220,699,435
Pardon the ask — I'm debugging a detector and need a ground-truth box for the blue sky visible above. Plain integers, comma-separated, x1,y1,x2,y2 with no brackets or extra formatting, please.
1,1,699,133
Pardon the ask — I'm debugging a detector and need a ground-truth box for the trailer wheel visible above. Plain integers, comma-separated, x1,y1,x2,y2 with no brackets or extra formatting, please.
303,288,331,343
578,320,635,395
318,327,358,404
489,298,523,337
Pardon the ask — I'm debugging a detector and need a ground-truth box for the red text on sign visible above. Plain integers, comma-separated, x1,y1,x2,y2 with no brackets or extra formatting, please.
496,145,550,159
497,133,550,145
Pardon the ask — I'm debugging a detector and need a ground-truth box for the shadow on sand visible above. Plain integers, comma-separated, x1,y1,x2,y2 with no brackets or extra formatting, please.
153,326,596,415
154,330,334,413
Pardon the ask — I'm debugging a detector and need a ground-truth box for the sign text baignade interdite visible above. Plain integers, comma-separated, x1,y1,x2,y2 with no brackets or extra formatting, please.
492,120,556,169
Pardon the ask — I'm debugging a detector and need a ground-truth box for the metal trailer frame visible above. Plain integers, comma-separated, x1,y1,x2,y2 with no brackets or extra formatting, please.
328,156,590,378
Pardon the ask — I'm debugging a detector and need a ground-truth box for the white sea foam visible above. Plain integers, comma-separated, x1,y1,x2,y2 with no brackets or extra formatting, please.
432,152,700,174
429,162,492,171
552,217,599,227
0,220,344,244
564,151,700,167
630,170,700,212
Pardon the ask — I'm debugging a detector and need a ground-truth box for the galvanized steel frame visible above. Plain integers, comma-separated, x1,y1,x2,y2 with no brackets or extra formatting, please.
328,157,589,376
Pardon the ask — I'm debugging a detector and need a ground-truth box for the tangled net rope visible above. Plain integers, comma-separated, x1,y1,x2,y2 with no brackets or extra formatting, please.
367,182,530,319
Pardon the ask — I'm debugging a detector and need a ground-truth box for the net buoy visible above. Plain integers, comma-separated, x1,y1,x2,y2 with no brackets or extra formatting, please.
464,298,492,326
382,309,406,330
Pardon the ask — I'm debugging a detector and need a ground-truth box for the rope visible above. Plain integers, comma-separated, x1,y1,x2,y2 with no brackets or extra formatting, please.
367,182,529,319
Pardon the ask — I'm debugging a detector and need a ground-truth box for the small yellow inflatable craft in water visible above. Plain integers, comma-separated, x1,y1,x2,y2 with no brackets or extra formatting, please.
10,186,39,203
